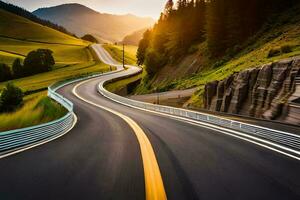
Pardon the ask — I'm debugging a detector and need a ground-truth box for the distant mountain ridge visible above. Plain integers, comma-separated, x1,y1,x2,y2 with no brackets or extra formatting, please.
122,28,149,46
33,3,155,42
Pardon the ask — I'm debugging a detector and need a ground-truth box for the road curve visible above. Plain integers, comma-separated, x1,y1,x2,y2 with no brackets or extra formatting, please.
0,45,299,200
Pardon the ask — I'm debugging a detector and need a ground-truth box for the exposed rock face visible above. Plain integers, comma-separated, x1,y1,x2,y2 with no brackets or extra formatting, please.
203,56,300,123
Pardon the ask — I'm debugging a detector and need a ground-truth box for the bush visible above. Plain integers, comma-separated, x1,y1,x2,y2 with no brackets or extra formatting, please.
281,45,292,53
0,63,12,82
23,49,55,76
267,48,281,58
0,83,23,112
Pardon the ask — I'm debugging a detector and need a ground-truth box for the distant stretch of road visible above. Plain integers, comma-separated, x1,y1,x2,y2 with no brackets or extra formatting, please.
129,87,197,105
0,44,299,200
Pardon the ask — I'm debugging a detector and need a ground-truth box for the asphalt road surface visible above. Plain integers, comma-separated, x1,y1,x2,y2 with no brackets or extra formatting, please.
0,45,299,200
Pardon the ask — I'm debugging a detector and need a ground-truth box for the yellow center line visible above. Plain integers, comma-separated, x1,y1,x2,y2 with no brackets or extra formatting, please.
72,79,167,200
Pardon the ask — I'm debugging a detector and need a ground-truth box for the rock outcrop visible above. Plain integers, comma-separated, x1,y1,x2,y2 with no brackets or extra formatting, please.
203,56,300,123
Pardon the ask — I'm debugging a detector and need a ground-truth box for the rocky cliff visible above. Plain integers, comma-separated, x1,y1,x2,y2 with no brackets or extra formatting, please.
203,57,300,123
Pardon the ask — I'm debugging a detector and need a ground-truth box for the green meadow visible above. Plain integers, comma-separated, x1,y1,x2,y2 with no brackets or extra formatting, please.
0,7,113,130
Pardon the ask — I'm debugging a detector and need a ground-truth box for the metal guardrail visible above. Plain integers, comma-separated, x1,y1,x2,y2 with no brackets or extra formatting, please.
0,82,75,157
0,68,125,157
98,67,300,153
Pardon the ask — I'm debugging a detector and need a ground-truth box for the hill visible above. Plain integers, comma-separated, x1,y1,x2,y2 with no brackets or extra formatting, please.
33,3,155,42
0,1,74,37
135,0,300,108
0,7,90,66
0,5,110,92
122,28,148,46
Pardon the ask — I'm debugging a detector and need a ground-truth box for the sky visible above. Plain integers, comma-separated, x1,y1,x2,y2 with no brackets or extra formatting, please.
4,0,169,19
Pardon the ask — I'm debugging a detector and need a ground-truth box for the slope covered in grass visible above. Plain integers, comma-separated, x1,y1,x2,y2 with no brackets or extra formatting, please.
0,7,113,92
0,92,67,131
135,4,300,107
103,44,138,65
0,8,91,66
0,9,84,44
0,61,111,92
0,6,113,131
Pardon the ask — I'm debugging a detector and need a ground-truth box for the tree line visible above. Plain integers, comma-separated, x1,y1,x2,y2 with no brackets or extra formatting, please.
0,1,76,38
0,49,55,82
137,0,298,77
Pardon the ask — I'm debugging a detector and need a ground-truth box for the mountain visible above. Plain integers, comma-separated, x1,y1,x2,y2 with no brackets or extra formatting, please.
33,4,155,42
135,1,300,113
122,28,148,46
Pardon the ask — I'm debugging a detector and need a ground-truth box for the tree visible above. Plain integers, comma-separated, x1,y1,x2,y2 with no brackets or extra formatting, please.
164,0,174,15
137,30,151,66
0,83,23,112
23,49,55,75
12,58,23,78
81,34,98,43
206,0,228,55
144,49,163,77
0,63,12,82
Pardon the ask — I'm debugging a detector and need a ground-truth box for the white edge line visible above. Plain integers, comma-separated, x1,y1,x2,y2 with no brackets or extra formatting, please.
92,44,300,161
0,113,78,159
99,88,300,161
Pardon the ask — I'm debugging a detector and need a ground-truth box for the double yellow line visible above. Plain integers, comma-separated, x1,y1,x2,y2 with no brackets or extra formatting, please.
73,79,167,200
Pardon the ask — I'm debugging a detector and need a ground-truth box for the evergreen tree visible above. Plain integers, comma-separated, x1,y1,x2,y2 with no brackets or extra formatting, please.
206,0,227,55
137,30,151,66
137,0,299,76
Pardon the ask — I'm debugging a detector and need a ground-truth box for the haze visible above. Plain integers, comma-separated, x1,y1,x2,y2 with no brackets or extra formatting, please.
4,0,169,18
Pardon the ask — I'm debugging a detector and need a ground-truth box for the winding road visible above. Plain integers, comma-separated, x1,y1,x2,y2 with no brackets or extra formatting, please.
0,44,299,200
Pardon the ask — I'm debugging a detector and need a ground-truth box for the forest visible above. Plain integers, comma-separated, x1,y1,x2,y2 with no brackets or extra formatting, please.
137,0,299,77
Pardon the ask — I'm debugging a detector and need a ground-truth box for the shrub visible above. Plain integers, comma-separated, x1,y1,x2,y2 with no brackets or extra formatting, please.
267,48,281,58
0,63,12,82
281,45,292,53
0,83,23,112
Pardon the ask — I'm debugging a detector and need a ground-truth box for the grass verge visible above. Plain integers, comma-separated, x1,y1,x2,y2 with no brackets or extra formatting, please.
105,73,143,93
0,61,112,92
103,44,137,65
0,92,67,131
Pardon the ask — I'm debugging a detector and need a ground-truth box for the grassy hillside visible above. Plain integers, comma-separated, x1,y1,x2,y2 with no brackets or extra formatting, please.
135,4,300,108
0,92,67,132
0,8,112,92
0,7,112,131
0,9,83,44
0,62,111,92
103,44,138,65
0,9,91,66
